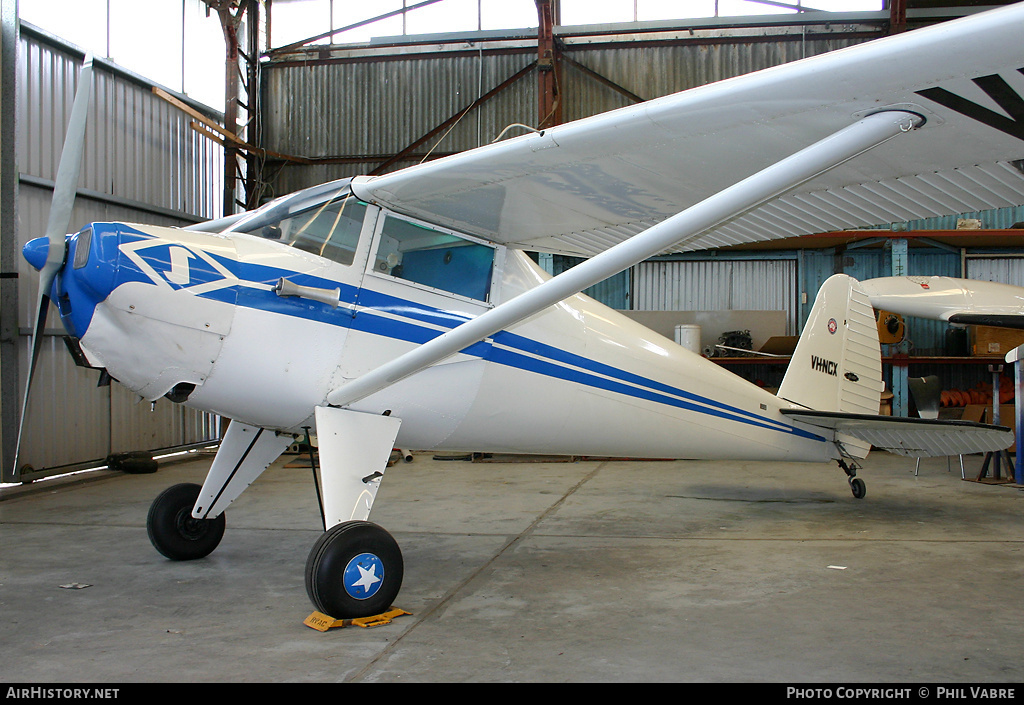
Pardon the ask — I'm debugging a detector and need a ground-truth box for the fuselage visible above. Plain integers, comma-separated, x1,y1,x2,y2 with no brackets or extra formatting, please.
35,183,835,464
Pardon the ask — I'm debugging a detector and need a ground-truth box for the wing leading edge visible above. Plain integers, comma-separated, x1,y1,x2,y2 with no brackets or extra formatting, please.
351,3,1024,257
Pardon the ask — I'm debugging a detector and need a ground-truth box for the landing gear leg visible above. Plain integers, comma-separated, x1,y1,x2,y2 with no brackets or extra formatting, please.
838,458,866,499
305,406,404,618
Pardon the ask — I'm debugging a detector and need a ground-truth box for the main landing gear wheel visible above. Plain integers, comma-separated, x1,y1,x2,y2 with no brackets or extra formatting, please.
305,520,404,619
147,483,226,560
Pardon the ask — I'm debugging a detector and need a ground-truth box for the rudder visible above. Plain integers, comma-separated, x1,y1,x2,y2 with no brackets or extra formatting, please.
778,273,883,416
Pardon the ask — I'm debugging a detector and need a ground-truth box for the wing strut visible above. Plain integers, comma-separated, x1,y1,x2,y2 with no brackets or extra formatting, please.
327,110,923,408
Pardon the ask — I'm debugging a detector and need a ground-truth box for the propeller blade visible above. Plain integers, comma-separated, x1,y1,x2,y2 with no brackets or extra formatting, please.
40,54,93,285
13,54,94,474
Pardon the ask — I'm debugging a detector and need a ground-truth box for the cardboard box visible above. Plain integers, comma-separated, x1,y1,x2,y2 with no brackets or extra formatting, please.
963,404,1016,452
879,389,893,416
970,326,1024,357
758,336,799,356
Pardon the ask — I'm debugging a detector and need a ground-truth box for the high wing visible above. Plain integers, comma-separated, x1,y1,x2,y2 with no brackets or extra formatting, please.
783,410,1014,458
328,5,1024,408
350,3,1024,258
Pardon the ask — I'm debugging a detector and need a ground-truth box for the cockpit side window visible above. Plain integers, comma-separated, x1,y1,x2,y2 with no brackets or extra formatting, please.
231,185,366,267
374,214,495,302
281,198,367,266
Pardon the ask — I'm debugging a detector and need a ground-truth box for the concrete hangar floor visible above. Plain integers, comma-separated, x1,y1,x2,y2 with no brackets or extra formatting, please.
1,449,1022,683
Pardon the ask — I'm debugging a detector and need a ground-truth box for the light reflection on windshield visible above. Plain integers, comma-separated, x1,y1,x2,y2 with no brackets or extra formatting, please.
227,178,365,266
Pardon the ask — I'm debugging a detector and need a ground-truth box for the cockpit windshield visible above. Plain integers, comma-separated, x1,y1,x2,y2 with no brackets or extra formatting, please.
226,178,367,266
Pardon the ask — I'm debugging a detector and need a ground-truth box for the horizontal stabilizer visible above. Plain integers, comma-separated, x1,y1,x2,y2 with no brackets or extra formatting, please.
782,409,1013,458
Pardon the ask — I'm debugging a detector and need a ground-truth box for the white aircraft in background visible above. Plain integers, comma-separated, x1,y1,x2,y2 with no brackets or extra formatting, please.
862,276,1024,330
16,4,1024,619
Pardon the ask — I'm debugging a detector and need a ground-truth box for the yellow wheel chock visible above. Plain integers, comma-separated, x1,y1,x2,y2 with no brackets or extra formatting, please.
304,607,411,631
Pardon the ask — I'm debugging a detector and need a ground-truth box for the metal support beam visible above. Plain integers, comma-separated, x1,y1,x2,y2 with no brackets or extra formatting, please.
890,237,908,276
561,52,645,105
221,5,242,216
206,0,260,214
889,0,907,34
538,252,554,275
978,364,1013,480
1,0,18,482
244,0,261,210
890,237,909,416
536,0,562,130
332,110,923,408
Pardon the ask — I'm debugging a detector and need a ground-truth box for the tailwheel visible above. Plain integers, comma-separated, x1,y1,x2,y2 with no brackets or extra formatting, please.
147,483,226,560
305,520,404,619
838,459,866,500
850,477,866,499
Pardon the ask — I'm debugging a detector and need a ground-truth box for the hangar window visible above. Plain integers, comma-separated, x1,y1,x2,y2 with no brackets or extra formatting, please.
373,215,495,302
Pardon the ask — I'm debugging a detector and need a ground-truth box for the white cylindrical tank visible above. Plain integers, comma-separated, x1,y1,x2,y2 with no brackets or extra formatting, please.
674,324,701,354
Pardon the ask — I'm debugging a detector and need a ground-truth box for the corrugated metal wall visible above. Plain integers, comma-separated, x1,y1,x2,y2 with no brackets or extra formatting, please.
259,27,873,194
967,257,1024,286
549,254,630,309
7,27,224,479
560,37,865,117
261,50,538,197
634,258,798,333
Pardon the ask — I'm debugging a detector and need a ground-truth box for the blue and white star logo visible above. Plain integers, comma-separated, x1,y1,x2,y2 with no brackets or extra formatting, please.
344,553,384,600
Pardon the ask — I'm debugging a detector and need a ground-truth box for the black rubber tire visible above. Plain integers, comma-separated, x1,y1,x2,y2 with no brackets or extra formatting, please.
305,520,403,619
851,477,867,499
147,483,225,560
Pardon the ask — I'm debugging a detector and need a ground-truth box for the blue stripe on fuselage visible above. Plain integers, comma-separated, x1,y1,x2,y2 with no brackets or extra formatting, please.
103,236,822,443
217,260,821,442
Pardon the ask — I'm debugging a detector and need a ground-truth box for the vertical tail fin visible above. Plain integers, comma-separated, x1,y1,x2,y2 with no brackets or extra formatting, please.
778,274,883,416
779,275,1013,462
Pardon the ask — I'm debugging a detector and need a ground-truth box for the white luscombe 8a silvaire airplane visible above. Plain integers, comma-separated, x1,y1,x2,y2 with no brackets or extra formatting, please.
16,4,1024,619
